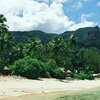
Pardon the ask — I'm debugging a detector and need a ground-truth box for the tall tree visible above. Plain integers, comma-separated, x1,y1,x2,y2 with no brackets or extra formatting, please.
25,37,44,60
0,15,13,71
48,35,73,69
0,14,8,31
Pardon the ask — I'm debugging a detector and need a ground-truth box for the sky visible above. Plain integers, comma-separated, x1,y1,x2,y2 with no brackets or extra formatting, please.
0,0,100,33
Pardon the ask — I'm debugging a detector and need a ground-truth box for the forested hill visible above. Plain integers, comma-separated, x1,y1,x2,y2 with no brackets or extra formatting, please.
62,26,100,49
12,26,100,49
12,30,57,43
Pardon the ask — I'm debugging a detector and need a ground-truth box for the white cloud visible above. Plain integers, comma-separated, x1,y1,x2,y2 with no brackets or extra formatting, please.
0,0,97,33
52,0,69,3
81,13,94,22
35,0,50,4
69,21,96,31
69,13,96,31
35,0,69,4
97,2,100,6
0,0,74,33
73,1,83,9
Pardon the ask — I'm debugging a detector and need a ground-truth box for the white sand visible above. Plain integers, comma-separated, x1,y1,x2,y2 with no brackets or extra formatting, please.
0,76,100,99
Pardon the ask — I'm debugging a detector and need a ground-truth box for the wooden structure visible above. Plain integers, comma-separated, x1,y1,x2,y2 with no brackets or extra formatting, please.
3,66,9,76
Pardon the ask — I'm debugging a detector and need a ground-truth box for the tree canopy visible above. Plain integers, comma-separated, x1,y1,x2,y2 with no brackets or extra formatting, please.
0,15,100,80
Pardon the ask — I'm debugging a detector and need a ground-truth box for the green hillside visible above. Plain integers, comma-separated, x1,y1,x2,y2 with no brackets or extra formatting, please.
12,30,57,44
12,26,100,49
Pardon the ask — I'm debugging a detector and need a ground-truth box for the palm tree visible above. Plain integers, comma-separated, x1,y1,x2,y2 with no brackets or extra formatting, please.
48,35,66,65
25,37,43,60
68,34,78,47
0,14,10,52
28,37,42,51
0,14,8,31
0,15,13,71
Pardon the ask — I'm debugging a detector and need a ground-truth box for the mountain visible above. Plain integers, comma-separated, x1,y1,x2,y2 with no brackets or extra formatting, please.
62,26,100,49
12,30,57,44
11,26,100,49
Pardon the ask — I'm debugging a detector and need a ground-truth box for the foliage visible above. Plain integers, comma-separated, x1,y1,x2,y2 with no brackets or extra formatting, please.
46,59,58,77
48,36,65,64
24,37,44,61
74,72,94,80
46,59,66,79
0,15,100,80
12,26,100,50
72,48,100,73
47,35,73,69
64,58,73,72
40,61,51,78
0,14,14,71
10,56,42,79
0,14,8,31
84,48,100,73
10,57,65,79
53,68,66,79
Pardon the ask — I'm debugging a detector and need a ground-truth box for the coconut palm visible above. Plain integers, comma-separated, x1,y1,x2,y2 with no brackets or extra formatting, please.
0,14,8,31
25,37,44,60
48,36,66,65
0,15,13,71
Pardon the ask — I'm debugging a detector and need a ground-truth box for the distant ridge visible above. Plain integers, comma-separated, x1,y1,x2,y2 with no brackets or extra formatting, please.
11,26,100,49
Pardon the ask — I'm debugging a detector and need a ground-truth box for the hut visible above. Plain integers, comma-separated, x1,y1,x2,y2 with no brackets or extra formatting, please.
3,66,9,76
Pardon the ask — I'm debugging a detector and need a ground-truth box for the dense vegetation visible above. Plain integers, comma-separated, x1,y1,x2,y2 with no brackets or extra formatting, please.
0,15,100,79
12,26,100,50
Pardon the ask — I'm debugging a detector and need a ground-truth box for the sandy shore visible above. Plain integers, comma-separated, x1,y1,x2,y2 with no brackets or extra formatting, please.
0,76,100,99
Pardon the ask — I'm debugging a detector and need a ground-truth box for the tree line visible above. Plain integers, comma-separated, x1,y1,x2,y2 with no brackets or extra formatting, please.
0,15,100,79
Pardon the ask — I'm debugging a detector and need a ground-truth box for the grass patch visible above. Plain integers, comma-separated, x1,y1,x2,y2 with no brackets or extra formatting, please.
58,90,100,100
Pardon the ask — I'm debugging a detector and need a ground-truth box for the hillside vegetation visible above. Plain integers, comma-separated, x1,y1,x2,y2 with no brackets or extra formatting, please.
12,26,100,50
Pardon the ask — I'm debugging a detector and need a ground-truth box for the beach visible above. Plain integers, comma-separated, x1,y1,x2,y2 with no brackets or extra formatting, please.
0,76,100,99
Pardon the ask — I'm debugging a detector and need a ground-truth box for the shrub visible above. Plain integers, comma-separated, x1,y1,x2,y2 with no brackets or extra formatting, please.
47,59,58,77
10,56,42,79
47,59,66,79
74,73,94,80
53,68,66,79
43,71,51,78
47,59,58,68
39,62,51,78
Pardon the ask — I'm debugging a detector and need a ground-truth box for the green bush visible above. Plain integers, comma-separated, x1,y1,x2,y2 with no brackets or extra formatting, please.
10,56,42,79
47,59,58,77
10,57,65,79
43,71,51,78
46,59,65,79
53,68,66,79
74,73,94,80
39,62,51,78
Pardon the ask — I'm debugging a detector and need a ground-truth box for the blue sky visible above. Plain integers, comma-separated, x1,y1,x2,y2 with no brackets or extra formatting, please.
63,0,100,24
37,0,100,24
0,0,100,33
